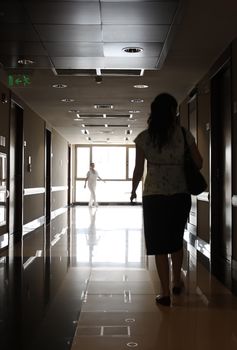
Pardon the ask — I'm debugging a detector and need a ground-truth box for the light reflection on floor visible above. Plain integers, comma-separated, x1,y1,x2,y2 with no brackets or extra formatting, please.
73,205,145,268
70,205,237,350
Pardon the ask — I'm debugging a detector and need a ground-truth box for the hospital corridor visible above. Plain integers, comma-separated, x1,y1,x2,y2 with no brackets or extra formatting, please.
1,0,237,349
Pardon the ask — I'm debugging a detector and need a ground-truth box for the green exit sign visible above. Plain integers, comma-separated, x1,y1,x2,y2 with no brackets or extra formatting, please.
8,74,31,87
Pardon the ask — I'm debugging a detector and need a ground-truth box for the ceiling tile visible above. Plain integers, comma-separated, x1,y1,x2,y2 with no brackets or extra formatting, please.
44,42,104,57
103,57,158,69
51,57,106,69
0,2,30,23
101,0,178,1
24,2,101,24
35,25,103,42
23,0,100,1
102,24,169,42
0,42,47,55
101,2,178,25
0,24,40,41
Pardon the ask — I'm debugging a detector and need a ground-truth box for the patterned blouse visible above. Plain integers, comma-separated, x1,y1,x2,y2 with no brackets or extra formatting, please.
134,125,195,196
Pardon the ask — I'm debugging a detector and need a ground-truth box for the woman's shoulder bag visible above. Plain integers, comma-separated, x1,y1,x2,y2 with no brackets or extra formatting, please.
181,127,207,195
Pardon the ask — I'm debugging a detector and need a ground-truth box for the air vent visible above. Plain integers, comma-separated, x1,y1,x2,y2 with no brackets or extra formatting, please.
53,68,96,76
107,125,130,128
85,124,129,128
100,69,143,76
84,124,107,127
78,114,130,119
79,114,104,119
106,114,130,118
87,125,130,128
92,140,108,143
94,104,113,109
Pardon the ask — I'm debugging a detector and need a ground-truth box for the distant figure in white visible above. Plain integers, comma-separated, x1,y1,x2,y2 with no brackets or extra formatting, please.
84,162,105,207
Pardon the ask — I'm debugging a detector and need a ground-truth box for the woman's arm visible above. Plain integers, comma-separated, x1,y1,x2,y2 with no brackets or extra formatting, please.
84,175,88,188
130,145,145,201
97,174,106,183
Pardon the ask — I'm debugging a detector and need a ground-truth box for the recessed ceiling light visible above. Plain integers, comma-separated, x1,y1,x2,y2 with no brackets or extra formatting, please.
17,59,34,65
133,84,148,89
95,76,102,84
131,99,144,103
122,47,143,53
61,98,74,102
68,109,80,113
52,84,67,88
81,129,89,135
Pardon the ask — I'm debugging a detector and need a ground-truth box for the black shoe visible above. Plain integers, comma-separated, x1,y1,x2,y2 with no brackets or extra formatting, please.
172,281,184,295
155,295,171,306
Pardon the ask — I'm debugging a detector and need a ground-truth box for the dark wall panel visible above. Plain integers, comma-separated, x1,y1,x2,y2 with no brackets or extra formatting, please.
0,82,10,238
197,91,210,187
232,39,237,261
0,82,10,152
197,201,209,243
23,195,45,224
52,130,68,187
24,107,45,189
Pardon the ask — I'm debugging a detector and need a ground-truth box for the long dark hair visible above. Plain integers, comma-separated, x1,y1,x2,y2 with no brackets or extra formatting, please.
148,93,178,149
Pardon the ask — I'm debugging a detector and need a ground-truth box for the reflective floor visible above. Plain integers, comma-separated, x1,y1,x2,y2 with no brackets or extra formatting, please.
1,205,237,349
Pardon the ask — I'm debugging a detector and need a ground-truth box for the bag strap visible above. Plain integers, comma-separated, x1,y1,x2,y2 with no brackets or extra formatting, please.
181,127,188,149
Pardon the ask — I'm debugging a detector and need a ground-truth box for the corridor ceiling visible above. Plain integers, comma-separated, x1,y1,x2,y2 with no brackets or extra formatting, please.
0,0,237,144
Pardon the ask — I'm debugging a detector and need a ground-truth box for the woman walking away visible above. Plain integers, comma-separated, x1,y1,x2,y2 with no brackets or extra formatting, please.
130,93,203,306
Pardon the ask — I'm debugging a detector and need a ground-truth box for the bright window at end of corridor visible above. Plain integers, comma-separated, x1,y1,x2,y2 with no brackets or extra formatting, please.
75,145,142,203
92,146,126,179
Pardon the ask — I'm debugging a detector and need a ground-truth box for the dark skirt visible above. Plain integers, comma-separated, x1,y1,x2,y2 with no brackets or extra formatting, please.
142,193,191,255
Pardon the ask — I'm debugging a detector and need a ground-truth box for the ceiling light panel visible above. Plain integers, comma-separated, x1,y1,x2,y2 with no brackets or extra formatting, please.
61,98,74,102
52,84,67,88
134,84,149,88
